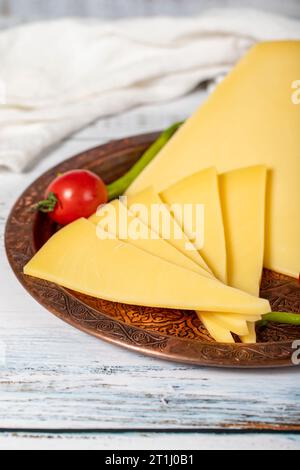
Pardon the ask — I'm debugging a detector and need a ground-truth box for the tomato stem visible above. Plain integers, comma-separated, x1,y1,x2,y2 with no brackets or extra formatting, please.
37,192,58,213
107,121,184,201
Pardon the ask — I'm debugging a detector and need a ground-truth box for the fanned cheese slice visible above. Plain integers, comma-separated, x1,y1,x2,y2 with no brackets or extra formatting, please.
219,165,267,297
91,202,255,340
89,200,211,278
126,187,211,273
160,167,227,283
198,313,235,344
126,186,261,342
24,218,271,315
210,313,250,336
240,323,257,344
127,41,300,278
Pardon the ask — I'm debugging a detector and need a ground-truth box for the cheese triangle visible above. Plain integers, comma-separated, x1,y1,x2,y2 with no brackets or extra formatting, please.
126,187,211,274
24,218,270,316
160,167,227,283
219,165,267,297
240,322,257,344
198,313,235,344
209,313,250,337
91,201,255,341
127,41,300,278
89,199,211,278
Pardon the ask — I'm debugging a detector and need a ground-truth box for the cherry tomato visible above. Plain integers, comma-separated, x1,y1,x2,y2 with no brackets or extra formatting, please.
38,170,108,225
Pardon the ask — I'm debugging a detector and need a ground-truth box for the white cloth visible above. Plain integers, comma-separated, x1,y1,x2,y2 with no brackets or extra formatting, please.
0,9,299,172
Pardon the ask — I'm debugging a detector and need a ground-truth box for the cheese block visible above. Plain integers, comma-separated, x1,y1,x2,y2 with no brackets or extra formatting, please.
219,165,267,297
24,218,271,315
127,41,300,278
126,187,211,273
198,313,235,343
161,167,227,283
89,200,211,278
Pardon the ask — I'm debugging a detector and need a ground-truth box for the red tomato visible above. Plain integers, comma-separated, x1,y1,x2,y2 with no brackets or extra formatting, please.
38,170,108,225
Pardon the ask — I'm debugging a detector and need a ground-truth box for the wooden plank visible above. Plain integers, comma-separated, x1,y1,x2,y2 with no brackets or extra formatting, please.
0,332,299,431
1,0,300,19
0,431,299,450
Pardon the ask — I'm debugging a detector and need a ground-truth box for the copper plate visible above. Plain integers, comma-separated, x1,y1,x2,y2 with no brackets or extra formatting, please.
5,132,300,368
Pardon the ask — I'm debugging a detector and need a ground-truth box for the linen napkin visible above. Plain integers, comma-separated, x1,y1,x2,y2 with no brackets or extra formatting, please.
0,8,299,172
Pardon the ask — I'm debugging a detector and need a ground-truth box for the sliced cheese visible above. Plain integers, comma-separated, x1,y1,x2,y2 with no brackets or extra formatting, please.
240,322,257,344
91,202,254,341
126,187,211,274
89,199,211,278
127,41,300,278
219,165,267,297
198,313,235,344
209,313,250,336
24,218,271,315
126,184,260,342
161,167,227,283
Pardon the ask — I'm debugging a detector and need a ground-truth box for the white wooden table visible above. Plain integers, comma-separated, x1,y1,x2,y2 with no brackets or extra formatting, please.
0,87,299,450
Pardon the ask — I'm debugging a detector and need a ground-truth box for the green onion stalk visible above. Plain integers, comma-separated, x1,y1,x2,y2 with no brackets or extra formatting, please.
107,122,183,201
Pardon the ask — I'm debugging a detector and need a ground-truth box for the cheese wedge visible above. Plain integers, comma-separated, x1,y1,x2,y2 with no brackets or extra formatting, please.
219,165,267,297
161,167,227,283
126,186,259,342
89,200,211,278
127,41,300,278
240,323,257,344
90,201,253,340
126,187,211,273
24,218,271,315
198,313,235,344
210,313,250,337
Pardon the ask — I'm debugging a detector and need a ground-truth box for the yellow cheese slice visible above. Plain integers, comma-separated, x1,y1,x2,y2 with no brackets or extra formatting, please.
198,313,235,344
127,41,300,278
219,165,267,297
126,186,260,342
126,187,211,274
90,202,254,341
160,167,227,283
24,218,271,315
240,322,257,344
209,313,250,336
89,200,211,278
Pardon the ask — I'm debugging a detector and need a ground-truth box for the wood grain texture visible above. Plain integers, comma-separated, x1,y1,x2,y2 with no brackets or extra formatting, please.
1,330,300,430
0,432,299,450
0,0,299,19
0,92,299,444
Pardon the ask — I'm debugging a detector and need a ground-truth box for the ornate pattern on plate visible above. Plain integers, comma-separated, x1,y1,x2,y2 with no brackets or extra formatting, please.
5,134,300,368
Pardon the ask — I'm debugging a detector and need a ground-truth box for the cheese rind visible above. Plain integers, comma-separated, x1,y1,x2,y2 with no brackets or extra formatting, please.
24,218,271,315
127,41,300,278
161,167,227,283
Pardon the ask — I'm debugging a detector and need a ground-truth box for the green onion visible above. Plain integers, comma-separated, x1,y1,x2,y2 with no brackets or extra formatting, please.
259,312,300,327
107,121,183,201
